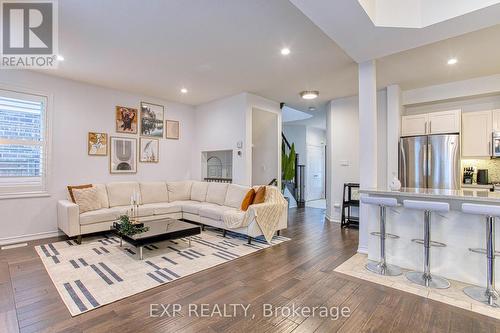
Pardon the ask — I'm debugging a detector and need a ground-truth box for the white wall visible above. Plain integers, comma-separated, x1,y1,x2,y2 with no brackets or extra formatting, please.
191,93,248,184
326,90,387,222
252,108,279,185
191,93,281,187
0,71,195,244
282,125,307,165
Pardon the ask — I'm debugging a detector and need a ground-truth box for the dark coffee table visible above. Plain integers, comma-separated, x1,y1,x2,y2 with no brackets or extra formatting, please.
111,218,201,259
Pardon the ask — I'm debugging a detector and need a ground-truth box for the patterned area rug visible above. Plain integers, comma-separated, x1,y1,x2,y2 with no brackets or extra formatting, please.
36,230,290,316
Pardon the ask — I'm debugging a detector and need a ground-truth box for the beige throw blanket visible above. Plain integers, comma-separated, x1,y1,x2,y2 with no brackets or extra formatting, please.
223,186,288,243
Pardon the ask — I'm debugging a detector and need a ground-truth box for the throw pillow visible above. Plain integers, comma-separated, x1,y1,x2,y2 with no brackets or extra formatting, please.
253,186,266,205
67,184,93,203
240,189,256,211
72,186,101,213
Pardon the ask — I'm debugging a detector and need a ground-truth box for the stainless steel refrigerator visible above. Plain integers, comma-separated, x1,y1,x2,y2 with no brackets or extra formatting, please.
399,134,460,189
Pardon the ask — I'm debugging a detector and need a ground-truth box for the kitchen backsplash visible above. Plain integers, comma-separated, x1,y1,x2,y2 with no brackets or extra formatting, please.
461,159,500,183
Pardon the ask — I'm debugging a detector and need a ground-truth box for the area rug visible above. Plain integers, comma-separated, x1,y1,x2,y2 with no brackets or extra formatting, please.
36,230,290,316
335,253,500,320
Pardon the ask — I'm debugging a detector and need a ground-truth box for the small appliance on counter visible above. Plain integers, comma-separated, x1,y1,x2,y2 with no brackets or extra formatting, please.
477,169,489,185
463,167,474,184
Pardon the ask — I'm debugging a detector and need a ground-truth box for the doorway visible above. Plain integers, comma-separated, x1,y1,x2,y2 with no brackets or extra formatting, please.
306,144,326,201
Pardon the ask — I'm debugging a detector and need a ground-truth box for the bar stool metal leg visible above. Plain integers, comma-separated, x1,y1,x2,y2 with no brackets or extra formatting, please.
464,216,499,307
366,205,402,276
406,210,450,289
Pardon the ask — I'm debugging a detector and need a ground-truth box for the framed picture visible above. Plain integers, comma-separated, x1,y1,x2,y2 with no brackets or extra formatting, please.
110,137,137,173
115,106,138,134
88,132,107,156
140,102,164,138
139,138,159,163
166,120,179,140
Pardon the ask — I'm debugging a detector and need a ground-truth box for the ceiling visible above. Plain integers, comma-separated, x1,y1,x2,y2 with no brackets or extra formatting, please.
35,0,500,115
42,0,357,111
290,0,500,62
377,24,500,90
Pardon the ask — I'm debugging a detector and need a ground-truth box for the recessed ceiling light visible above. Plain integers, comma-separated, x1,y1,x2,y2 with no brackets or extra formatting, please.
308,107,316,111
280,48,290,56
447,58,458,65
181,88,188,94
300,91,319,100
56,55,64,61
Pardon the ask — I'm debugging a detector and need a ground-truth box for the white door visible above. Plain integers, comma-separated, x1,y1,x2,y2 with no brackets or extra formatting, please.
307,145,325,201
462,110,492,157
428,110,461,134
401,114,428,136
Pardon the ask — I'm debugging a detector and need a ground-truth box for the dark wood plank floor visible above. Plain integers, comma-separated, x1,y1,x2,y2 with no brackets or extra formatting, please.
1,207,499,332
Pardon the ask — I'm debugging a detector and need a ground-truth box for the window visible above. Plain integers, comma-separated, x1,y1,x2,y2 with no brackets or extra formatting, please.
0,89,49,198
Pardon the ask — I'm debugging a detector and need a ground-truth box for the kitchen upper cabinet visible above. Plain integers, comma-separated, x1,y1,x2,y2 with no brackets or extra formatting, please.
401,114,428,136
462,110,492,157
428,110,461,134
492,109,500,132
401,110,461,136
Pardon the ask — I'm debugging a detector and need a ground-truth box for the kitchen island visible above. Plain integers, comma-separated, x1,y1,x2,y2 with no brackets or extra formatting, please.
360,187,500,286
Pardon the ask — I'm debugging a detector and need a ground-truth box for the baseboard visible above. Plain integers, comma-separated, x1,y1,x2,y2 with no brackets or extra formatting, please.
357,245,368,254
325,214,340,223
0,230,63,246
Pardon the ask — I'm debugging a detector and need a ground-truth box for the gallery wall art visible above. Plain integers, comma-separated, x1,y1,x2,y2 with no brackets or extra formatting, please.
140,102,164,138
115,106,138,134
166,120,179,140
88,132,107,156
139,138,159,163
110,136,137,173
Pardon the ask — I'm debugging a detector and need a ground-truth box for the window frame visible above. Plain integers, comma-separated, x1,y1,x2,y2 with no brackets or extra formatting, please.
0,84,52,199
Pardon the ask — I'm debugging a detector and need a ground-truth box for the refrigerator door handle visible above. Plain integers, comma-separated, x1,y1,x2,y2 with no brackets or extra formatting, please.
422,143,427,177
427,144,432,180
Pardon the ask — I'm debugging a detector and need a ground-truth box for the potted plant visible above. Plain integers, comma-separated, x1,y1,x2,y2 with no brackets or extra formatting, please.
114,215,149,236
281,143,296,206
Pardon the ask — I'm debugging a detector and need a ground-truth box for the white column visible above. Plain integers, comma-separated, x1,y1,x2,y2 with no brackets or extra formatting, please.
325,102,334,221
386,85,401,186
358,60,378,254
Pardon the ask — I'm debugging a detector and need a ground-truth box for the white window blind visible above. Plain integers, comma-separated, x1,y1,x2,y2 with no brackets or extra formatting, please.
0,89,49,197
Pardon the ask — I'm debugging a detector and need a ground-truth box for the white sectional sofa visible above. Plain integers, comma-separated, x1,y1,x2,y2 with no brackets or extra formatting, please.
57,181,288,243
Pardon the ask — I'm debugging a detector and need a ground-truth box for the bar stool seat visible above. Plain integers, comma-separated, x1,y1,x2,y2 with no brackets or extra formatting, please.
361,196,402,276
404,199,450,289
462,203,500,307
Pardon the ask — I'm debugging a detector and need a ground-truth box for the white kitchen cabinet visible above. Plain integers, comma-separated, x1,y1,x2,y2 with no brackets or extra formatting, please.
462,110,492,157
401,114,428,136
401,110,461,136
492,109,500,132
428,110,461,134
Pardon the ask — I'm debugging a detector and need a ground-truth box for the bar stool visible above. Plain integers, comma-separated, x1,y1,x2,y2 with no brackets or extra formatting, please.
361,196,402,276
404,200,450,289
462,203,500,307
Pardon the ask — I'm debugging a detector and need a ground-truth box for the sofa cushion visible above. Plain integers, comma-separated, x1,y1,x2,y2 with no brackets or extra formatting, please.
224,184,250,209
190,181,209,202
94,184,110,208
140,182,169,204
240,189,255,211
106,182,141,207
181,201,217,215
253,186,266,204
141,202,182,215
111,205,155,217
67,184,92,203
167,181,193,202
73,186,101,213
199,205,236,221
80,208,118,225
206,182,229,205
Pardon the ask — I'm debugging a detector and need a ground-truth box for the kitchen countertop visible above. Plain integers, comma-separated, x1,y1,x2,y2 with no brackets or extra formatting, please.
360,187,500,203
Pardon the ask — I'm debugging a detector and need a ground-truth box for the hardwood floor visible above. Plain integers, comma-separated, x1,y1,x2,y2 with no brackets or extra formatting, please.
1,207,499,332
